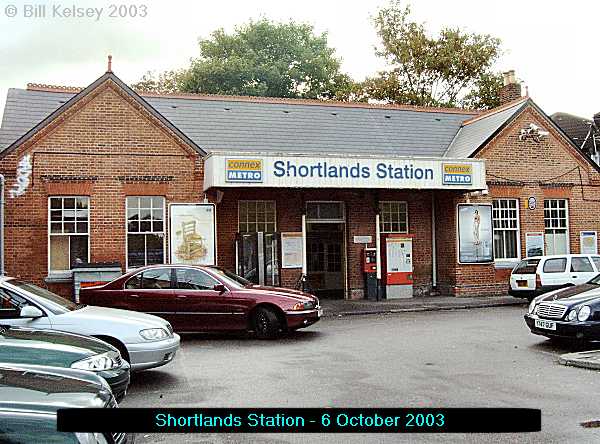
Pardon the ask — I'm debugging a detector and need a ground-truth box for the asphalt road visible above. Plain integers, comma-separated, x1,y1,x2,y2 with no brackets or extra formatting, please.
122,305,600,444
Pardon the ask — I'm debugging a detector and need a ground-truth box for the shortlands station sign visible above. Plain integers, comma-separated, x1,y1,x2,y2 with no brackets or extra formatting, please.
204,153,486,191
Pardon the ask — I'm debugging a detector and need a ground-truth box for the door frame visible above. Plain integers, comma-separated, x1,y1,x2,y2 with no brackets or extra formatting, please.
305,201,348,299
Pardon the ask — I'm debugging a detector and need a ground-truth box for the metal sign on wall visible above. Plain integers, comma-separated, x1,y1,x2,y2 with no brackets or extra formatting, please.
204,152,486,191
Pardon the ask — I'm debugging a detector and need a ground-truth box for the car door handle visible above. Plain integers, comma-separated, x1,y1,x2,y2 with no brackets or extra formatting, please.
128,294,140,299
572,275,578,278
176,295,187,299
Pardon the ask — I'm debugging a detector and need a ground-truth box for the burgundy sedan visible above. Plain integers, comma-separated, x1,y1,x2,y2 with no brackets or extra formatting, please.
79,265,321,338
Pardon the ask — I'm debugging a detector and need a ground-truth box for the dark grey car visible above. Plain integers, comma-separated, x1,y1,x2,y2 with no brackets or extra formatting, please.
0,364,134,443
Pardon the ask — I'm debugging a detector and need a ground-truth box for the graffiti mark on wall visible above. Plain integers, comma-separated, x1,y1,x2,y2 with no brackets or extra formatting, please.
9,155,32,198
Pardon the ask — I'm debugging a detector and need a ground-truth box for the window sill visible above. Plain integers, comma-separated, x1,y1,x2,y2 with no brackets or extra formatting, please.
494,260,519,269
45,272,73,284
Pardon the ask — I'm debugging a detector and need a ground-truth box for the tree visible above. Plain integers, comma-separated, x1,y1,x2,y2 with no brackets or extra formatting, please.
365,1,502,109
134,19,352,99
133,70,186,94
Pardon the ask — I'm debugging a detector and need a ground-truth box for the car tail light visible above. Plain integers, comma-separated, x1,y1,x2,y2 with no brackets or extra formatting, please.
535,274,542,289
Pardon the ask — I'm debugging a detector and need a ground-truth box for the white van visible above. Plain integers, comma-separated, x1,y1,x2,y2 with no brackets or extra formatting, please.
509,254,600,300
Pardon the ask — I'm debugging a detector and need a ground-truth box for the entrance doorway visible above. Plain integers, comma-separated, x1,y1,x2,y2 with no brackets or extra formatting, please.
305,202,346,299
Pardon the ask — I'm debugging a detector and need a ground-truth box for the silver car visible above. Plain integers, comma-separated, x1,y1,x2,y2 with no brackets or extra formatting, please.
0,276,180,371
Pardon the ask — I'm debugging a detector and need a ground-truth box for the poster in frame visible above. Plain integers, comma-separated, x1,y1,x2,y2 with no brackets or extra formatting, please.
525,232,545,258
281,232,303,269
169,203,216,265
580,231,598,255
457,203,494,264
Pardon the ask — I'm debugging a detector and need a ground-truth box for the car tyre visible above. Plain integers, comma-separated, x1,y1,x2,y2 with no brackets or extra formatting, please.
253,307,281,339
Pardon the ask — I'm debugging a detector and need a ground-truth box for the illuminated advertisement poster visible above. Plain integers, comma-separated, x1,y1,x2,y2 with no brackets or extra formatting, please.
580,231,598,254
169,204,216,265
457,204,493,263
525,232,545,257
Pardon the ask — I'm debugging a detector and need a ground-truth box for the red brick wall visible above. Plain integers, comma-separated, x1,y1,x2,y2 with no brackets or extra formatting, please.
215,188,434,299
437,105,600,296
0,80,203,297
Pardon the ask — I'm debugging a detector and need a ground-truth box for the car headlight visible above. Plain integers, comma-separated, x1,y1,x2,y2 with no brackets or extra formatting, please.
71,352,120,371
567,309,578,321
140,328,169,341
528,299,537,314
577,305,592,322
291,301,315,311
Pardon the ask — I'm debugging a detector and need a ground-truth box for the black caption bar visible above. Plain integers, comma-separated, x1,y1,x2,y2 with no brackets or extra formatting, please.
57,408,541,433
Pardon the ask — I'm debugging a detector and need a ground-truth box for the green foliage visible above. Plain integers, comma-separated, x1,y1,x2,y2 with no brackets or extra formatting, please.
132,70,186,94
365,1,503,109
133,6,503,109
136,19,351,99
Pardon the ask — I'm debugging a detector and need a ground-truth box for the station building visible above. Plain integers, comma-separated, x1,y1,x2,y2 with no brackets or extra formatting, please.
1,66,599,300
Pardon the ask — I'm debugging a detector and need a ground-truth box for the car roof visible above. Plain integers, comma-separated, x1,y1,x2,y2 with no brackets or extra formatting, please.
0,364,111,413
525,254,600,260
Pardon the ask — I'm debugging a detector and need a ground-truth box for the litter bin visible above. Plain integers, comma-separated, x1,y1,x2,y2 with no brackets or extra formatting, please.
72,262,123,303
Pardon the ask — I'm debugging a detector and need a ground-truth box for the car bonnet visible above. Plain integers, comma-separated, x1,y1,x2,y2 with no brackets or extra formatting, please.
0,326,116,355
0,366,111,411
54,305,170,329
538,284,600,306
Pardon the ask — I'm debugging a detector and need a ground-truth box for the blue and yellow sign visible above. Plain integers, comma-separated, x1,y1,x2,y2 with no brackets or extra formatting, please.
226,159,263,183
442,163,472,185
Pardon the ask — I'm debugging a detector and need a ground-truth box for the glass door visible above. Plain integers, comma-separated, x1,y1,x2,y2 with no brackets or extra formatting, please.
264,233,280,286
236,232,280,286
237,233,259,283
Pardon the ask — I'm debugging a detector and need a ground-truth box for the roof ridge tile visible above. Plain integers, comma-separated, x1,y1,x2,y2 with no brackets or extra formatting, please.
462,96,528,125
25,83,480,115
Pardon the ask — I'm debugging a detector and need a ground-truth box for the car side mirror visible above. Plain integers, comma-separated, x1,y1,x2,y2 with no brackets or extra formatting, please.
20,305,43,319
213,284,226,294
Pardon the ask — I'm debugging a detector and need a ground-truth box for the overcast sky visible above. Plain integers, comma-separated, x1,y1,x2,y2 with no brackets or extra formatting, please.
1,0,599,122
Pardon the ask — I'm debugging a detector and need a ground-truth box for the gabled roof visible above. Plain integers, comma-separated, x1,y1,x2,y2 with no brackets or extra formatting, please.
446,96,600,173
444,98,528,158
0,72,206,157
551,112,596,154
0,83,478,158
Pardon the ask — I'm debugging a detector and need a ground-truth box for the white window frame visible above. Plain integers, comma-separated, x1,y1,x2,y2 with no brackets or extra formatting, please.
237,200,277,233
492,198,521,262
125,196,167,270
47,196,91,275
544,199,570,255
379,201,409,234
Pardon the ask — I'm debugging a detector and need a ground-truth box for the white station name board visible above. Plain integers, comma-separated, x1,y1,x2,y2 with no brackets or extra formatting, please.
204,153,486,191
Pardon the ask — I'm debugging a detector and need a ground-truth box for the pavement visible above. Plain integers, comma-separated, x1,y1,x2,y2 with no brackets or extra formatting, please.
559,349,600,370
321,294,526,317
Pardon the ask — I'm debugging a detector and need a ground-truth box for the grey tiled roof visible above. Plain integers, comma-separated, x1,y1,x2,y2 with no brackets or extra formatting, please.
0,89,75,152
551,112,596,154
0,87,478,157
444,100,527,158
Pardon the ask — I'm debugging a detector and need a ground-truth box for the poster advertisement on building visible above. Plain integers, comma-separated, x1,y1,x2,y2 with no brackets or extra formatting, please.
281,232,303,268
169,203,216,265
580,231,598,254
457,204,493,263
525,232,545,257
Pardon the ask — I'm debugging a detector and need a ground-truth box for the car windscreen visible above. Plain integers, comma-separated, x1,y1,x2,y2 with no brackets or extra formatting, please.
7,280,78,314
208,267,252,288
0,414,81,443
513,259,540,274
